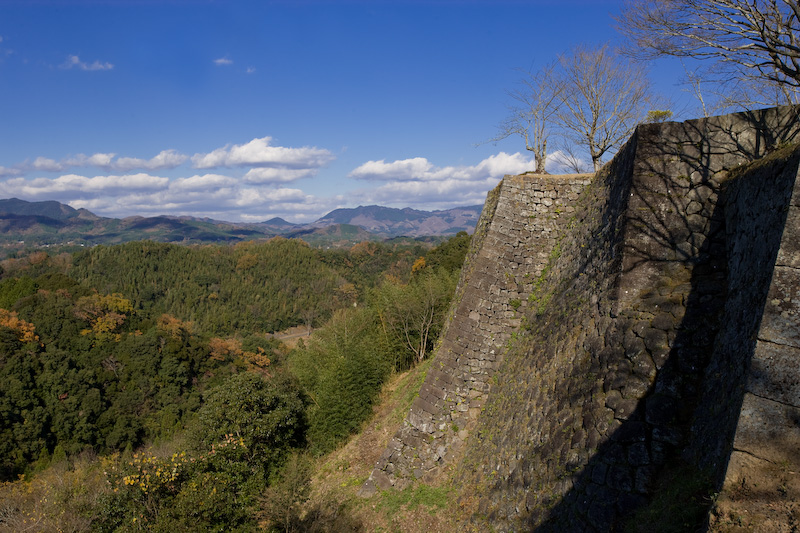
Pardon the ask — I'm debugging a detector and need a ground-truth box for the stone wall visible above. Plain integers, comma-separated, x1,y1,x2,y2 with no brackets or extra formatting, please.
451,105,800,531
701,144,800,530
359,173,591,495
362,105,800,531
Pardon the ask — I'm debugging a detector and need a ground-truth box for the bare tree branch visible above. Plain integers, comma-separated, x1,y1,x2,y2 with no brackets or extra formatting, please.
618,0,800,89
551,143,590,173
554,44,652,171
491,64,563,173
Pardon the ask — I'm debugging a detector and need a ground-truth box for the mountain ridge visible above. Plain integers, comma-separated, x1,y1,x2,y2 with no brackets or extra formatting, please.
0,198,482,256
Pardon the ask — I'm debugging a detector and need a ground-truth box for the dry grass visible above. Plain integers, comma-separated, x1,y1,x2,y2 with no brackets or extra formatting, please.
296,358,465,533
0,453,108,532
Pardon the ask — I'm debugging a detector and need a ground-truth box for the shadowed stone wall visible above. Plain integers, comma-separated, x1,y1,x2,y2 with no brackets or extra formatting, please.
700,144,800,530
451,106,800,531
363,105,800,531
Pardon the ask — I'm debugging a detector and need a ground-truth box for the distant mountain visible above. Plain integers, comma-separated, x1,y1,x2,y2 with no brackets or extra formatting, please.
0,198,482,258
262,217,294,227
0,198,98,221
314,205,482,237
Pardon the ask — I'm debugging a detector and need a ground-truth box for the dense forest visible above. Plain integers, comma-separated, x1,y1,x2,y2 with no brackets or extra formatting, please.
0,232,470,531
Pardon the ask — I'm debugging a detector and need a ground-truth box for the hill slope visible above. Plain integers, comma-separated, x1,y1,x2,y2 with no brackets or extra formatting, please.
0,199,481,257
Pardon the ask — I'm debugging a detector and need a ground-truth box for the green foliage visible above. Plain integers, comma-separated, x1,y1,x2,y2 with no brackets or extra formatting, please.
0,453,108,532
646,109,674,123
98,371,306,532
319,240,427,296
191,372,307,482
0,276,37,308
159,470,249,532
371,267,458,368
98,442,255,531
259,453,314,532
424,231,471,272
0,281,237,480
70,239,345,334
0,235,463,527
290,307,392,454
379,484,452,516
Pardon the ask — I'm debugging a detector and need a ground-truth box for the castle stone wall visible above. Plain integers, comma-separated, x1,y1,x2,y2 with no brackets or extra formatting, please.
360,173,590,495
363,105,800,532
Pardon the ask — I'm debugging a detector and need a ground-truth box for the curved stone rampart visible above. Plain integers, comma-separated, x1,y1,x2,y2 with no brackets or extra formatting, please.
360,173,590,495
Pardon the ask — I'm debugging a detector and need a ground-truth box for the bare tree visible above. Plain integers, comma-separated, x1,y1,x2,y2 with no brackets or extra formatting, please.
680,60,711,117
551,144,590,174
618,0,800,89
555,44,652,171
679,57,799,115
492,64,562,173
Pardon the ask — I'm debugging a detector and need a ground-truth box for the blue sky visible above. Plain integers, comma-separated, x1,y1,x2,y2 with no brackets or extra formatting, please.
0,0,691,223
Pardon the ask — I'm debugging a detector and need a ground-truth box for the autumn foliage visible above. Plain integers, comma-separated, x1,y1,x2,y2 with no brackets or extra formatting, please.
0,308,38,343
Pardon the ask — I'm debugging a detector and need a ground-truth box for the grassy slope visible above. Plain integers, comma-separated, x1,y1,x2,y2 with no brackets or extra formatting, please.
299,357,464,533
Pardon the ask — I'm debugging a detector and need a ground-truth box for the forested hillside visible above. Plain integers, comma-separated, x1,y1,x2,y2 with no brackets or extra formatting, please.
0,232,469,531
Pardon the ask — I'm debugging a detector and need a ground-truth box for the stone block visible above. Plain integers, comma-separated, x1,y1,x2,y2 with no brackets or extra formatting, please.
591,462,608,485
793,172,800,206
732,393,800,464
627,442,650,466
373,470,394,490
606,465,634,492
650,312,674,331
776,207,800,268
412,396,438,417
642,328,669,354
613,421,647,443
759,265,800,347
605,391,638,420
748,341,800,406
645,394,678,426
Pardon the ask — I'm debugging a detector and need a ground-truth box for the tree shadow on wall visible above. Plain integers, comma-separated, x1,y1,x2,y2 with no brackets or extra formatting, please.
528,106,800,532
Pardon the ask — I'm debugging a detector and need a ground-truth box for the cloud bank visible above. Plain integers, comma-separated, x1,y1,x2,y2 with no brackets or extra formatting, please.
349,152,535,209
191,137,334,170
0,136,544,222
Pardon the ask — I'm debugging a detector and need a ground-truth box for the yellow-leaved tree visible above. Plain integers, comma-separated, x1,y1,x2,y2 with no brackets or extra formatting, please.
74,292,133,341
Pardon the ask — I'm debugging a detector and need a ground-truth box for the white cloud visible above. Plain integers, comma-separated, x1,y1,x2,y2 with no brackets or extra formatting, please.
115,149,188,171
170,174,237,192
0,166,21,178
233,187,340,222
246,66,256,74
234,187,308,207
85,153,116,167
31,157,64,172
191,136,335,169
63,153,117,170
349,152,532,183
360,177,499,210
349,157,433,181
17,150,188,175
0,141,537,222
213,57,233,66
243,167,317,184
0,173,168,200
61,55,113,71
346,152,535,210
